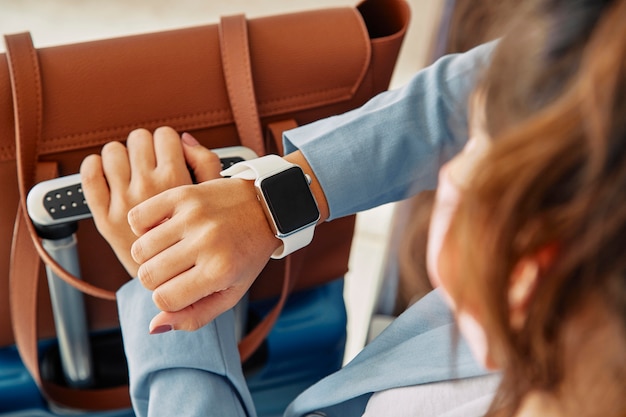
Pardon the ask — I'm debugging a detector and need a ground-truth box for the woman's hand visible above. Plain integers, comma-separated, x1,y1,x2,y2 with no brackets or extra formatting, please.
127,177,280,334
124,147,327,334
80,127,221,277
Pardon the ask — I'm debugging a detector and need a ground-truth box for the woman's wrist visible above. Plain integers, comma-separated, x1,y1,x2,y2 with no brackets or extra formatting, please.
283,150,329,224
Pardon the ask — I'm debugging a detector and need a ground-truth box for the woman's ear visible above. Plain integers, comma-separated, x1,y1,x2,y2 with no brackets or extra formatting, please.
508,244,558,330
508,258,539,330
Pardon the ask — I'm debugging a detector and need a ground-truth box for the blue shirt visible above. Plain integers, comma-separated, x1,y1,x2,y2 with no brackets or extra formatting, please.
283,42,491,220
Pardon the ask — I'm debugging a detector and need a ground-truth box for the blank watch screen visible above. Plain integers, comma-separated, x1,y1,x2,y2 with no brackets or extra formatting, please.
261,166,320,234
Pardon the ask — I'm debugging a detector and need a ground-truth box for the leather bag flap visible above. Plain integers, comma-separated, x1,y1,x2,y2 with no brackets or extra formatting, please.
0,7,370,161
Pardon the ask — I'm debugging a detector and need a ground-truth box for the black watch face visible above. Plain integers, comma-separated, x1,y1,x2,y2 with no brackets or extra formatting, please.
261,166,320,235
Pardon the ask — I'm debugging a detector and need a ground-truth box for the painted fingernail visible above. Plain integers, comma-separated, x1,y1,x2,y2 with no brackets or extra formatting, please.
149,324,173,335
181,132,200,146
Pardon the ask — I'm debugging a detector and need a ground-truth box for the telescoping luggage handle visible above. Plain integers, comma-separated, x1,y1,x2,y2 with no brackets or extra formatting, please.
25,147,258,390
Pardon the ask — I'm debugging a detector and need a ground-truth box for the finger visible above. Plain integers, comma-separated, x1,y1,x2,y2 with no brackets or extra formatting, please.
100,141,131,193
129,201,186,261
151,266,221,312
149,289,242,333
126,128,156,175
128,187,183,236
154,127,187,175
150,256,239,312
135,238,195,290
80,154,110,219
181,133,222,183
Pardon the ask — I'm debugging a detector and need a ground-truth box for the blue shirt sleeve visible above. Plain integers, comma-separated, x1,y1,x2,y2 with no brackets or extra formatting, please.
283,42,494,220
117,280,257,417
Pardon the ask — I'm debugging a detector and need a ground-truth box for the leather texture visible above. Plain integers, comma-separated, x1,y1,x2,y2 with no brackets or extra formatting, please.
0,0,409,410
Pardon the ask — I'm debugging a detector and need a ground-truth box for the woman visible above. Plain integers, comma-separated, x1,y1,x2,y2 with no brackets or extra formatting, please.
82,0,625,415
414,1,626,415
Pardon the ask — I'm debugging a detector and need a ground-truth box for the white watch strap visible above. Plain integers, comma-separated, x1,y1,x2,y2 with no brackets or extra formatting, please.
221,155,316,259
270,224,315,259
220,154,291,179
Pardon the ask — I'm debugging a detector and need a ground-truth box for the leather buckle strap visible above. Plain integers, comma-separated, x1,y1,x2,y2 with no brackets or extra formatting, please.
218,16,304,361
9,162,57,391
10,162,131,410
219,14,266,156
4,32,116,301
5,33,131,411
4,32,41,194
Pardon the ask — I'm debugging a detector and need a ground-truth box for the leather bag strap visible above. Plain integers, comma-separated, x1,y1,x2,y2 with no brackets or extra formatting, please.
217,15,301,361
266,119,298,155
6,33,131,410
10,163,132,410
10,162,57,393
4,33,39,193
219,14,266,156
4,32,116,301
238,253,293,361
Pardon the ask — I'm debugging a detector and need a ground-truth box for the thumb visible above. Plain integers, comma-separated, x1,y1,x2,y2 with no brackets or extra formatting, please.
181,132,222,183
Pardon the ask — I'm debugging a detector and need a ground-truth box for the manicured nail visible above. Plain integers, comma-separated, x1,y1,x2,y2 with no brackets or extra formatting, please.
181,132,200,146
150,324,173,335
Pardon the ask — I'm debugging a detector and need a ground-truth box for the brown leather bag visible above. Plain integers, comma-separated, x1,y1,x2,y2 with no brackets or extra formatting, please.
1,0,409,410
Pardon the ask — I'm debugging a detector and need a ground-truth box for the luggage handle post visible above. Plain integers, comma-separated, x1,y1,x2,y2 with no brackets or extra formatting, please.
41,229,94,388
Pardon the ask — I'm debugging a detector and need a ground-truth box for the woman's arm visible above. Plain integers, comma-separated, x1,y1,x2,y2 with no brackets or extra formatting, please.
127,41,496,333
284,41,494,220
118,279,256,417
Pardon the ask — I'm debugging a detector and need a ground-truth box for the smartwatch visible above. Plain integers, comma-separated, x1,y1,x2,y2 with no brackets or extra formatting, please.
221,154,320,259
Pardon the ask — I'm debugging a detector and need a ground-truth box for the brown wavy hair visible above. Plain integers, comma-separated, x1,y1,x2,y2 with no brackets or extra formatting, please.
402,0,626,415
448,0,626,415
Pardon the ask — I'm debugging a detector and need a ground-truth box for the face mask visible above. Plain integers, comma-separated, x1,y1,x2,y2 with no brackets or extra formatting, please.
426,160,491,369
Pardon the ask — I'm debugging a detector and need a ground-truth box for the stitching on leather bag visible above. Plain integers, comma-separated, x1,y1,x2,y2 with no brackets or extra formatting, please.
0,109,231,160
27,39,44,187
30,41,43,153
2,8,374,162
6,35,44,185
235,16,263,147
45,110,232,142
1,83,349,159
257,9,370,114
1,82,353,160
258,86,353,114
220,18,239,137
